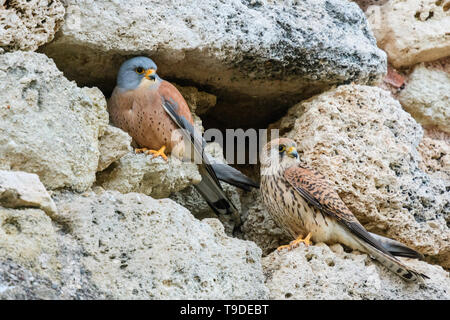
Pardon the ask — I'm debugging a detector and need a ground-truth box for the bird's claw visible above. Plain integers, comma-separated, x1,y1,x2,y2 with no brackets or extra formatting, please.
277,232,312,252
148,146,168,161
135,146,168,161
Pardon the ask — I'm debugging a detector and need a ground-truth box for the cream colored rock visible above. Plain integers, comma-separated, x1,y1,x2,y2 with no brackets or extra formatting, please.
0,170,57,217
264,243,450,299
42,0,385,128
52,190,268,299
274,84,449,268
398,64,450,133
96,152,201,199
367,0,450,68
97,125,132,172
418,129,450,182
0,0,65,52
0,51,109,192
0,207,60,281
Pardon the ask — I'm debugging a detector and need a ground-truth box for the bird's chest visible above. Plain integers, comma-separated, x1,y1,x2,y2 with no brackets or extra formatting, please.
261,174,330,240
114,91,178,151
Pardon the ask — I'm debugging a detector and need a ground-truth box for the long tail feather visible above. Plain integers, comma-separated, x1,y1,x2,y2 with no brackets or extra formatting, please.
354,237,428,282
369,232,424,260
211,163,259,191
162,97,241,218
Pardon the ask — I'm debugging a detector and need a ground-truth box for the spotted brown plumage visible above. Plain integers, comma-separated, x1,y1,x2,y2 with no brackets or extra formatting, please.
108,57,258,217
260,138,427,282
108,80,193,156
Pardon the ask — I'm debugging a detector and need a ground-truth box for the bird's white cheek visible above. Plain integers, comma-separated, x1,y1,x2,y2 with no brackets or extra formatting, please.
138,78,155,88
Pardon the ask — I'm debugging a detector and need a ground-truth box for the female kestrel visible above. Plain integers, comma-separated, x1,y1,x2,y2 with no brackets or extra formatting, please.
260,138,427,282
108,57,258,217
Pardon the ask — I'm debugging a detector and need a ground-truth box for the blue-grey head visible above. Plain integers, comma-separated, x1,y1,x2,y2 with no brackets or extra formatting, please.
116,56,161,91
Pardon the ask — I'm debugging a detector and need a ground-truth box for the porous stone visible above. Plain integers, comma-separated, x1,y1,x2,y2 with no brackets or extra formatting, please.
97,125,132,172
398,63,450,133
0,207,60,281
0,51,109,192
367,0,450,68
0,170,57,217
263,243,450,300
273,84,449,268
95,152,201,199
417,128,450,204
0,0,65,52
52,190,268,299
42,0,386,128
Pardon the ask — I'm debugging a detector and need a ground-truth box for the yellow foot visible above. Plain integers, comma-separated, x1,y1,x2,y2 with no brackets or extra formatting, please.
135,146,168,161
277,233,312,252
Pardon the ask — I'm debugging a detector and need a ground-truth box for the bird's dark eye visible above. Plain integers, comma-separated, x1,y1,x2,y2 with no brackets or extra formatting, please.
135,67,145,74
279,145,286,153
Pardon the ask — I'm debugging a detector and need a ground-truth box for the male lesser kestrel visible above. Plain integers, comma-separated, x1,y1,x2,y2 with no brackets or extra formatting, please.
108,57,258,217
260,138,427,282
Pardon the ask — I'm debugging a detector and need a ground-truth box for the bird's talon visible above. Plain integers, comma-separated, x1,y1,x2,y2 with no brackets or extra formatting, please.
277,233,312,252
148,146,168,161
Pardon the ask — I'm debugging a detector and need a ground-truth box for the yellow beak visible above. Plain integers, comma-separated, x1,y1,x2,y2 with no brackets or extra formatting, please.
144,69,156,80
287,146,298,158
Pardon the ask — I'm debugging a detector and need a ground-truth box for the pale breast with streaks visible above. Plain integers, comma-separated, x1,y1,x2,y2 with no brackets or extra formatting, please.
261,172,339,243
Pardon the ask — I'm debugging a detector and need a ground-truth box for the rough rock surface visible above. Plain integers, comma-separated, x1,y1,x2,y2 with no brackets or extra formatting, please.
42,0,386,128
399,64,450,133
52,190,268,299
418,129,450,183
0,207,60,281
367,0,450,68
0,51,109,192
273,85,449,268
264,243,450,300
96,152,201,199
0,170,57,217
97,125,132,172
0,0,65,52
0,258,105,300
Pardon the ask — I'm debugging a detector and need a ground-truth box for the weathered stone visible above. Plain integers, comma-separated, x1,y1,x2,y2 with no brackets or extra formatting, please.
367,0,450,68
0,258,106,300
0,207,60,281
0,0,65,52
41,0,386,128
398,63,450,133
418,128,450,186
273,84,449,268
52,190,268,299
0,170,57,217
96,152,201,199
97,125,132,172
264,243,450,300
0,51,109,192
